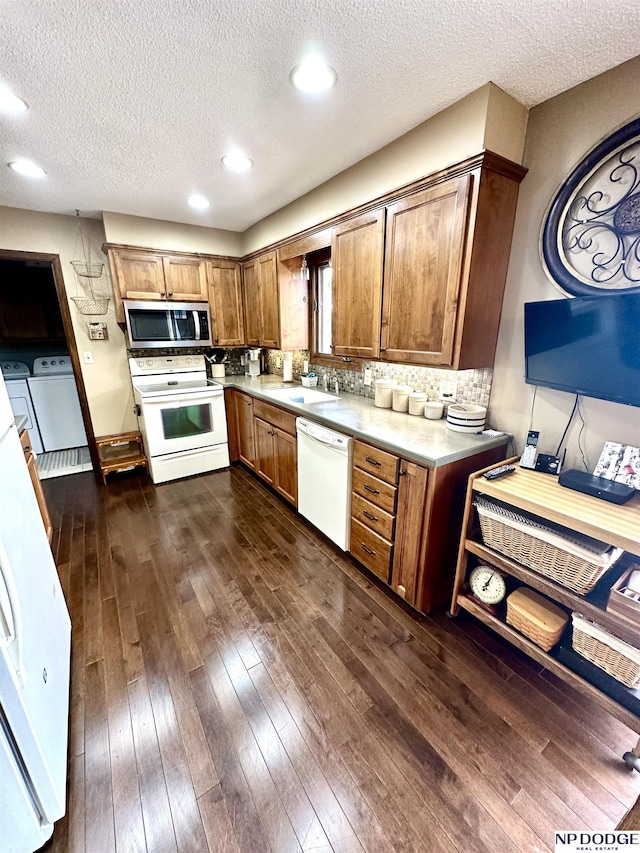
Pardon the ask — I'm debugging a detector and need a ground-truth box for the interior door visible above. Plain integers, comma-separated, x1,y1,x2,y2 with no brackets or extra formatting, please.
381,174,471,365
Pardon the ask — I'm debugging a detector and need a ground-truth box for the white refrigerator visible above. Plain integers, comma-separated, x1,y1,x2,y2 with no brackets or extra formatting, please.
0,372,71,852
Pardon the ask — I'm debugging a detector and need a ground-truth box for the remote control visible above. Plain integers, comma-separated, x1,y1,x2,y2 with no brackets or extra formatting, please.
483,465,516,480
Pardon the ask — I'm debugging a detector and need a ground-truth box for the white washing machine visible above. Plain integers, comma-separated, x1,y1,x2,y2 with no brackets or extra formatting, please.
0,361,44,454
27,356,88,451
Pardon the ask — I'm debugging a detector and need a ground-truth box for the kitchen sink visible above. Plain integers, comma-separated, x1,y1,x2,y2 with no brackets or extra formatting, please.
267,387,339,404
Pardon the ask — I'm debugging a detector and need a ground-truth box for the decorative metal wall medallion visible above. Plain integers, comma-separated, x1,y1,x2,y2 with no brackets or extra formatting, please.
541,116,640,296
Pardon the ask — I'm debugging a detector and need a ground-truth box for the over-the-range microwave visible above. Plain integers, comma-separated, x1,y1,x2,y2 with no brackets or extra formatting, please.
123,299,213,349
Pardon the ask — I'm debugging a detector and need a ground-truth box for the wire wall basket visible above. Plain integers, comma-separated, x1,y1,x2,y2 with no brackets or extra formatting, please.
70,210,110,315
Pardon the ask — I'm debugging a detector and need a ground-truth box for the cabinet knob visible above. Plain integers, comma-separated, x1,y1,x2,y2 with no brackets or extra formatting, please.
399,468,407,476
341,357,352,363
167,291,173,297
379,347,386,352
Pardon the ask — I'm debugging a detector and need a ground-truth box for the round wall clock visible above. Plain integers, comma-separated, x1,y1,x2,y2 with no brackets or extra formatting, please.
541,115,640,296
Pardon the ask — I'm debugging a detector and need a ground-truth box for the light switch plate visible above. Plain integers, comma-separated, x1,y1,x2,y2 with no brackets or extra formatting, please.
363,368,372,386
83,351,93,364
439,380,457,401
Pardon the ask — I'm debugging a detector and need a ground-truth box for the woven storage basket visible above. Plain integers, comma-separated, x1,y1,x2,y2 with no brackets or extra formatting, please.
506,588,569,652
571,613,640,688
475,498,621,595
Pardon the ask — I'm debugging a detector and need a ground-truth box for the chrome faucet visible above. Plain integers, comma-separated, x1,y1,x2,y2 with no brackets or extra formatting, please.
334,378,340,395
323,374,329,392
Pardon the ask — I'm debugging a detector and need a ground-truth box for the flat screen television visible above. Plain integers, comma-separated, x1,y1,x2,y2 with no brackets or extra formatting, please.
524,294,640,407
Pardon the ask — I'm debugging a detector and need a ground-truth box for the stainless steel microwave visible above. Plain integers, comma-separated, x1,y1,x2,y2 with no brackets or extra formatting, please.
123,300,212,349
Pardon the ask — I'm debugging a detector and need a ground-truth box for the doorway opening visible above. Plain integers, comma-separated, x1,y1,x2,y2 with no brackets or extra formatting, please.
0,250,97,478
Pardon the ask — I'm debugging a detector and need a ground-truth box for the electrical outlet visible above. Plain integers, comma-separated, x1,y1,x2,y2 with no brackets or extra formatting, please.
303,360,309,374
439,380,457,401
83,351,93,364
275,355,282,368
363,368,372,386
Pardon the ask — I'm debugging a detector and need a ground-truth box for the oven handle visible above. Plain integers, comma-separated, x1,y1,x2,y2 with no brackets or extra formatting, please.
140,391,223,407
193,311,200,341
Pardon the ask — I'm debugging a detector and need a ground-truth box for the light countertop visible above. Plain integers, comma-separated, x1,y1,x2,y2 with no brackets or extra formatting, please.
220,376,510,468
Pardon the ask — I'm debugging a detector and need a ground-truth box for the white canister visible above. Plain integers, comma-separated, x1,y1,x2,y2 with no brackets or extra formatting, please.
374,379,396,408
424,401,444,420
392,384,413,412
408,391,427,416
210,364,225,379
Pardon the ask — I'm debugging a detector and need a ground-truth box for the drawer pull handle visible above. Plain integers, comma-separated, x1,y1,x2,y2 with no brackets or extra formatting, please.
365,456,381,466
364,484,380,495
361,543,376,556
362,510,378,521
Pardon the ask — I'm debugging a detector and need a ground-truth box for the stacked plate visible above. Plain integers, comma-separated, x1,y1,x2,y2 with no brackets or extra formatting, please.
446,404,487,433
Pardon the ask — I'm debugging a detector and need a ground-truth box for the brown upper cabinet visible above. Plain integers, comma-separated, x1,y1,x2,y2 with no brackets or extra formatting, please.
106,246,209,322
381,174,471,366
331,209,385,361
241,250,308,350
330,153,525,369
206,259,245,347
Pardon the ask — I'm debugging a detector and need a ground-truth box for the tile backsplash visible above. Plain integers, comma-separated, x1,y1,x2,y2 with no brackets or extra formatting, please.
264,349,492,408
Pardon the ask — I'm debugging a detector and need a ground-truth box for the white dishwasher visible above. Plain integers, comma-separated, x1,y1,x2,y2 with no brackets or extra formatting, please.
296,417,353,550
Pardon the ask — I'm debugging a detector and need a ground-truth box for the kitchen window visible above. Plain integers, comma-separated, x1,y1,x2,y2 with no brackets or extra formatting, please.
308,248,361,369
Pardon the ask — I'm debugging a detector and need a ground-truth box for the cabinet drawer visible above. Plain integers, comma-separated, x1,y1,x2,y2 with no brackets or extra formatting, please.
352,467,397,514
354,440,399,484
253,399,297,435
351,492,395,541
350,518,392,583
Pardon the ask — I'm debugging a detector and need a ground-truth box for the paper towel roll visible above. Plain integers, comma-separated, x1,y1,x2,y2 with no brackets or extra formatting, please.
283,351,293,382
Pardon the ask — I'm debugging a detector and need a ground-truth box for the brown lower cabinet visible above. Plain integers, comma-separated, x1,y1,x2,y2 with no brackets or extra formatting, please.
226,390,506,612
228,390,297,507
20,428,53,543
350,439,506,613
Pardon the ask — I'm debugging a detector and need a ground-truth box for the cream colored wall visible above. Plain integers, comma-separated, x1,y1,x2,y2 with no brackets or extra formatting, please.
102,211,243,256
242,83,527,254
490,55,640,470
0,206,137,437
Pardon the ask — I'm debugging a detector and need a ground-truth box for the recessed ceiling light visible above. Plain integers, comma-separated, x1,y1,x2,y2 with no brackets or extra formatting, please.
187,194,211,210
221,153,253,173
290,56,337,93
0,88,28,113
8,159,46,178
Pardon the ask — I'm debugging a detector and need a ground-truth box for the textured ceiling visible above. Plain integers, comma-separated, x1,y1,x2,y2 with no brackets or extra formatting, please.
1,0,640,232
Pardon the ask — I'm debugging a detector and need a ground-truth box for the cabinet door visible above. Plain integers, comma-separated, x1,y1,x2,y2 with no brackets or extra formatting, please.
234,392,255,469
254,417,276,486
207,260,245,346
162,255,208,301
26,449,53,543
242,259,261,346
332,209,385,359
274,427,297,506
390,460,428,606
381,175,471,366
111,250,166,300
258,252,280,348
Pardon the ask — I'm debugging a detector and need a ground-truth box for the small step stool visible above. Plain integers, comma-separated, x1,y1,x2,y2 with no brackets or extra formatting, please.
96,431,148,484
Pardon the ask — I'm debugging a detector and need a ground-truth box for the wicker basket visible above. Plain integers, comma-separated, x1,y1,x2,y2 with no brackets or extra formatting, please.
571,613,640,688
506,588,569,652
301,375,318,387
475,498,621,594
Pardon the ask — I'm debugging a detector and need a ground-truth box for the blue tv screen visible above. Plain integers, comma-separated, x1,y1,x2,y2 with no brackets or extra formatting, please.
524,294,640,407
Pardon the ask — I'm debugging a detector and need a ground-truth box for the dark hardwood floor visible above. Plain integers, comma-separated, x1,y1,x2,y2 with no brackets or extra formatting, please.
40,464,639,853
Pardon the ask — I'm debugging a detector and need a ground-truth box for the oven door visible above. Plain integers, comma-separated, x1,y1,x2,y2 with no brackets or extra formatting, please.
138,389,227,456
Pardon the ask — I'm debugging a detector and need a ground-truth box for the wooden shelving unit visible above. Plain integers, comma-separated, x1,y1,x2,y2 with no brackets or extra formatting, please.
451,458,640,744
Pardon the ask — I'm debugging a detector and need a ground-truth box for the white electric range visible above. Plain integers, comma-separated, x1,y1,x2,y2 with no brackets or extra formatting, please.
129,355,229,484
